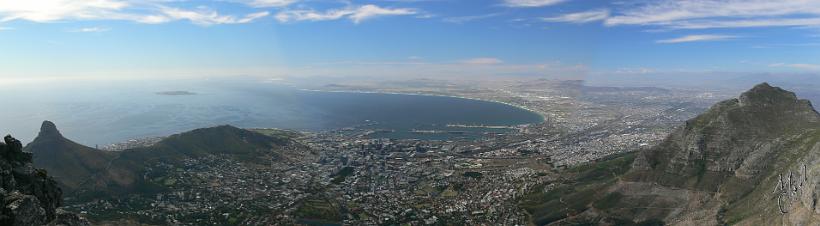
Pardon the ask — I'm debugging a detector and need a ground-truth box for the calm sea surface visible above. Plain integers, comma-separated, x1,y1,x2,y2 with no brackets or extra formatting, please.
0,78,543,145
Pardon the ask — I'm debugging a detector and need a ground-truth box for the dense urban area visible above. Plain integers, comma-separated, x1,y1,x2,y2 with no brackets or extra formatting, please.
62,79,731,225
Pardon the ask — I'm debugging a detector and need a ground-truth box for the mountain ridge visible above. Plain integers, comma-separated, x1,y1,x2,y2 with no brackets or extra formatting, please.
25,122,313,199
522,83,820,225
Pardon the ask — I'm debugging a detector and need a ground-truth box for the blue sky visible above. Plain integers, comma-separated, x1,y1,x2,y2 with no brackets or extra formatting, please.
1,0,820,82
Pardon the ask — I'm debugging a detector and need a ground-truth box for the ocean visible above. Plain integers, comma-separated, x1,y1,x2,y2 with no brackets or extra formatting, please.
0,78,543,146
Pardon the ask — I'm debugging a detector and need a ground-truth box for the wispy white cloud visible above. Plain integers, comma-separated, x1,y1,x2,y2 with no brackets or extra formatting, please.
0,26,12,31
0,0,269,25
275,9,349,22
443,13,502,24
157,7,269,25
460,57,503,65
656,34,737,43
0,0,129,22
770,63,820,70
503,0,567,8
275,4,416,24
245,0,299,8
605,0,820,29
350,5,416,23
542,9,608,24
539,0,820,31
663,18,820,29
69,26,109,32
239,11,270,23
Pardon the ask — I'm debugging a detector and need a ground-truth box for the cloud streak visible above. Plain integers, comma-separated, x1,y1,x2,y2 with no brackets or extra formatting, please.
542,9,608,23
156,7,269,25
0,0,128,22
605,0,820,29
0,0,269,25
656,34,737,43
275,4,417,24
69,27,110,32
542,0,820,30
503,0,567,8
442,13,502,24
245,0,299,8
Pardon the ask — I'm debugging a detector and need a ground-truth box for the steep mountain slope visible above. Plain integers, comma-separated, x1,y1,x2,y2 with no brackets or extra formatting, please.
522,83,820,225
25,121,115,190
25,123,314,197
0,135,89,226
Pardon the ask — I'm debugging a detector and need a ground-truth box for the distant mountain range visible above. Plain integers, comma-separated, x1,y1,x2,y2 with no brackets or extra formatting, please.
25,121,314,199
521,83,820,225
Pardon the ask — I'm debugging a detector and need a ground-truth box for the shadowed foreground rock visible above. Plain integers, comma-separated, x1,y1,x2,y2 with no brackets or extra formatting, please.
0,135,89,226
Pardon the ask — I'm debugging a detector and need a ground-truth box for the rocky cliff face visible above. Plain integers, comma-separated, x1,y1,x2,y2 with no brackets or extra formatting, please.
619,83,820,225
0,135,89,226
523,83,820,225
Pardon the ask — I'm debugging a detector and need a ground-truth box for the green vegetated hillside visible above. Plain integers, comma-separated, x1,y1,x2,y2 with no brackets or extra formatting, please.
522,83,820,225
25,121,313,199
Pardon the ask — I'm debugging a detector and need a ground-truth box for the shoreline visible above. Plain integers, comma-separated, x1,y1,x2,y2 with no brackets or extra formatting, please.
94,88,545,147
297,88,547,125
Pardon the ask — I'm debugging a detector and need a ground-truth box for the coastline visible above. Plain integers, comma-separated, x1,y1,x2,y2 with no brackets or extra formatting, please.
297,88,547,125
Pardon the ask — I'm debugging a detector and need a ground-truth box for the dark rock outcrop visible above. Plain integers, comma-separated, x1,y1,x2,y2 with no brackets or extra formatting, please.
0,134,88,226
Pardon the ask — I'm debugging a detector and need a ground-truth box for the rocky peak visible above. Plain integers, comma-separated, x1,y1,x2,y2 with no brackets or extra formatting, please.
685,83,819,135
633,83,820,193
37,121,63,141
26,121,115,191
738,82,802,107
